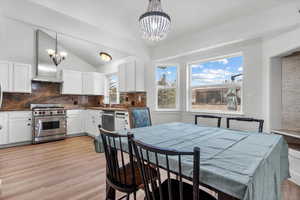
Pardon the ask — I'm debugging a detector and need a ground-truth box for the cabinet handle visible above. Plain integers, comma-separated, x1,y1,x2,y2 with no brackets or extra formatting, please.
0,125,2,130
27,123,31,126
28,118,32,121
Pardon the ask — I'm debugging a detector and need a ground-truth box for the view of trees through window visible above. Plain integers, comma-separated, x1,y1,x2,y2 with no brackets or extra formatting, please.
189,54,243,112
156,65,178,109
107,74,119,104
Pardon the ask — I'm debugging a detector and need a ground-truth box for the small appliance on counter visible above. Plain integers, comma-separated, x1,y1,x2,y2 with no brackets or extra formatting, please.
31,104,66,144
115,111,130,131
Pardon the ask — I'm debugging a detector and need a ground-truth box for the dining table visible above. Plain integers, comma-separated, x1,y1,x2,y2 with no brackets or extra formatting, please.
94,122,290,200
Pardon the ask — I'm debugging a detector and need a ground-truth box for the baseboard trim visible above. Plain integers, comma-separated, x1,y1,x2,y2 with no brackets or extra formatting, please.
66,133,88,138
0,141,32,149
290,170,300,186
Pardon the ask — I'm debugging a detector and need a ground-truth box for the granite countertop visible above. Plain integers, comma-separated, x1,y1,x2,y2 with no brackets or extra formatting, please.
0,107,130,112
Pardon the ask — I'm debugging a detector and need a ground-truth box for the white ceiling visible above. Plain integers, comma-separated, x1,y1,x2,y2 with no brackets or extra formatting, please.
28,0,295,46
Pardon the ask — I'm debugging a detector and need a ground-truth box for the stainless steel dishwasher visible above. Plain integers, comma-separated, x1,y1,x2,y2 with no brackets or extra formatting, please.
101,111,115,131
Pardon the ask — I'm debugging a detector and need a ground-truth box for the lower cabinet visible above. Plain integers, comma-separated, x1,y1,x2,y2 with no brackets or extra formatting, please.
67,110,85,135
0,113,9,145
8,112,32,143
85,110,102,137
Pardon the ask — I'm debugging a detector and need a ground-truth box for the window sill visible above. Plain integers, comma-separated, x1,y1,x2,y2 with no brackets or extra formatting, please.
154,109,181,112
186,110,244,116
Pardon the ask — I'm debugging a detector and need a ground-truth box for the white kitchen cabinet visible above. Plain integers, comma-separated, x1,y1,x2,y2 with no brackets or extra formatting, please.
82,72,105,95
0,113,9,145
85,110,102,137
61,70,83,95
8,111,32,143
0,61,12,92
118,59,145,92
0,61,31,93
67,110,85,135
12,63,32,93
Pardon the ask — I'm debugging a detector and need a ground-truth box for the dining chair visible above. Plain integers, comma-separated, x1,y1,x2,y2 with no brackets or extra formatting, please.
130,136,217,200
194,115,222,128
226,117,264,133
129,107,152,128
100,128,157,200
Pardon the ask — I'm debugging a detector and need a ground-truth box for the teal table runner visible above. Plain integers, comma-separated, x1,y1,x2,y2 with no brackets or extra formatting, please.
95,122,290,200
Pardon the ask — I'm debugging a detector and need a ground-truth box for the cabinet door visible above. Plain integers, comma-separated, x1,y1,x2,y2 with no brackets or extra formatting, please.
9,116,32,143
0,113,8,145
62,70,82,95
13,63,32,93
0,61,12,92
67,116,83,135
135,60,145,91
118,63,126,92
126,61,136,92
94,73,105,95
82,72,94,95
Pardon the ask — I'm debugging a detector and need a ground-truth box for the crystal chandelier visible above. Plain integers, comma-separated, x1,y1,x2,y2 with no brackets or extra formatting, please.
139,0,171,42
46,33,67,66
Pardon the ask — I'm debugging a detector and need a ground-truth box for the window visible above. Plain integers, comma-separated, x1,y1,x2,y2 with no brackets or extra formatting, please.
188,54,243,113
105,73,119,104
155,65,179,110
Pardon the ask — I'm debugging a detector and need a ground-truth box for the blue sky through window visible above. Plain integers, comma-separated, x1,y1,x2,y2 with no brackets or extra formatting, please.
156,66,177,86
191,55,243,86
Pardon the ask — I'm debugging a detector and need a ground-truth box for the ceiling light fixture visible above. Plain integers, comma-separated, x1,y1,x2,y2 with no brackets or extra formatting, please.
46,33,67,66
99,52,112,62
139,0,171,42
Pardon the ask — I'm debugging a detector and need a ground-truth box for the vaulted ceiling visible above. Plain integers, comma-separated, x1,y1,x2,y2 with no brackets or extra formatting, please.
28,0,296,46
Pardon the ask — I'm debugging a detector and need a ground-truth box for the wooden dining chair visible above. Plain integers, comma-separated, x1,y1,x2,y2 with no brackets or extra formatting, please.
129,107,152,128
194,115,222,128
226,117,264,133
100,128,157,200
130,136,217,200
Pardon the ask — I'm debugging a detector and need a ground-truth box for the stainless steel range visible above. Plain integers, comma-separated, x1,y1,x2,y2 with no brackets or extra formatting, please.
31,104,67,143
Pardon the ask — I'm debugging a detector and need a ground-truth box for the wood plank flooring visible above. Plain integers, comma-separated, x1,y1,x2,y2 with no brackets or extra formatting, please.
0,136,299,200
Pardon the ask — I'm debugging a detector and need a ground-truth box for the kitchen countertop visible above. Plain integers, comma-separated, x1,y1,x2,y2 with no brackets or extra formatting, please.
0,107,130,112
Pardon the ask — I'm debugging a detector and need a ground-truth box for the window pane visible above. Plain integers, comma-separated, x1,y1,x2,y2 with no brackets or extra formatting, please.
157,88,177,109
108,74,119,104
156,66,177,87
190,55,243,112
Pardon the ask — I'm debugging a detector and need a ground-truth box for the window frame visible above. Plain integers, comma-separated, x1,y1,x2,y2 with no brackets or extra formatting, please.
186,52,244,114
104,72,120,105
155,64,180,112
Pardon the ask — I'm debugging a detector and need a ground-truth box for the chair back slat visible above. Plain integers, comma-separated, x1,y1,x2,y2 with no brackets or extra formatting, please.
195,115,222,128
131,137,200,200
226,117,264,133
100,128,136,190
129,107,152,128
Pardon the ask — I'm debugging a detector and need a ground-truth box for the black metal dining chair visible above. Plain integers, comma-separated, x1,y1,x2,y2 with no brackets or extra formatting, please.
129,107,152,128
100,128,157,200
194,115,222,128
130,135,217,200
226,117,264,133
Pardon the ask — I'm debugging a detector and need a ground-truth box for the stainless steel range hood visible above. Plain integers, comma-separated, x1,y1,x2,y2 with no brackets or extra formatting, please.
33,30,63,83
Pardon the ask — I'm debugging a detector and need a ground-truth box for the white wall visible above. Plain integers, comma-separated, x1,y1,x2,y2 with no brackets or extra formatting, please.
0,17,97,75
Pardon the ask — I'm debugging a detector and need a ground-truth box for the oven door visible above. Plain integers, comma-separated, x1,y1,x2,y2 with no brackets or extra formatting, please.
34,116,66,137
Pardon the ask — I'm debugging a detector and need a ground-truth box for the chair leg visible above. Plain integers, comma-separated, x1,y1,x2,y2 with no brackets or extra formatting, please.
133,192,137,200
126,194,130,200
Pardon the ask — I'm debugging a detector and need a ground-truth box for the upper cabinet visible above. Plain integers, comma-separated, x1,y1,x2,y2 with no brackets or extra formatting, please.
82,72,105,95
0,61,31,93
61,69,105,95
119,59,145,92
61,70,83,95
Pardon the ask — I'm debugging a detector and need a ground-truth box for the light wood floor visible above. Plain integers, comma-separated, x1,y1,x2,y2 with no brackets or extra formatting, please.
0,136,299,200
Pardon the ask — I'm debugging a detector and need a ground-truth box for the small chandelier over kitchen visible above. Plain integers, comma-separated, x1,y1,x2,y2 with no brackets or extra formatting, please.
46,33,67,66
139,0,171,42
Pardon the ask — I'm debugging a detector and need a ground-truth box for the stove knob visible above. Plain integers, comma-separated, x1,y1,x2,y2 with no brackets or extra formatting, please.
39,111,42,114
50,111,53,115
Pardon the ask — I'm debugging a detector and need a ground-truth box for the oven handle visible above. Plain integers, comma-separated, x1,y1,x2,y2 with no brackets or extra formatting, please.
34,116,67,120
